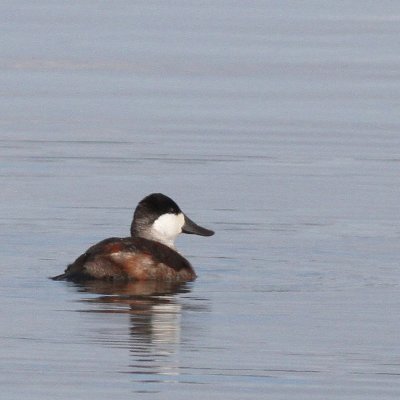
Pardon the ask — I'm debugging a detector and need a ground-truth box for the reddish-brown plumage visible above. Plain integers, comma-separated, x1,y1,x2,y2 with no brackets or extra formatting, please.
52,237,196,282
104,241,125,254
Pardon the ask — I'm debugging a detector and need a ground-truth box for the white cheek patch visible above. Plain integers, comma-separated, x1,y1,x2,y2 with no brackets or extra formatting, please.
152,212,185,240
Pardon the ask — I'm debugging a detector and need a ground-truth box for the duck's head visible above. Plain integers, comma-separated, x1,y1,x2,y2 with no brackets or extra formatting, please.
130,193,214,248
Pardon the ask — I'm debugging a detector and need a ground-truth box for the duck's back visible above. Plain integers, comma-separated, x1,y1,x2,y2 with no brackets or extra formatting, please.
52,237,196,282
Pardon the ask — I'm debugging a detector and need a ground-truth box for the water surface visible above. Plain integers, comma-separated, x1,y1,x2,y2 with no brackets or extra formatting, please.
1,2,400,399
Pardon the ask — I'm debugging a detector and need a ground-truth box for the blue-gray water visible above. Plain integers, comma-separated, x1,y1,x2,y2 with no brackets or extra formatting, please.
1,2,400,399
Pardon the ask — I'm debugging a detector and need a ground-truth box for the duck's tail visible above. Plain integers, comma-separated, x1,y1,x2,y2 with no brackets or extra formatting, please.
50,252,89,281
50,272,69,281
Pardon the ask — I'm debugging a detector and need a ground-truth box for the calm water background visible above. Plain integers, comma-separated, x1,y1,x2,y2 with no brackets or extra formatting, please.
1,1,400,399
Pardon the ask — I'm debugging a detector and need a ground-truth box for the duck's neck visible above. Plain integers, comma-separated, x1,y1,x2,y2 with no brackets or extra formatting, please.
141,230,177,250
131,223,177,250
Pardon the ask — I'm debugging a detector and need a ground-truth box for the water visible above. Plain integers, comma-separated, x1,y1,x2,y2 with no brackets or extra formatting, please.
1,1,400,399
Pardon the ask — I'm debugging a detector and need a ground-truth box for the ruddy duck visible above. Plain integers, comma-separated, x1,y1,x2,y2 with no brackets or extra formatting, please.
52,193,214,282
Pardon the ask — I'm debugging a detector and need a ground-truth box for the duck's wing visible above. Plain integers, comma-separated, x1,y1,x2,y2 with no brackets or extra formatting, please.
51,237,130,281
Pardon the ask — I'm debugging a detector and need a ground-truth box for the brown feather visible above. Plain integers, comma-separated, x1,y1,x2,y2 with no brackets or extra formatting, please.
52,237,196,282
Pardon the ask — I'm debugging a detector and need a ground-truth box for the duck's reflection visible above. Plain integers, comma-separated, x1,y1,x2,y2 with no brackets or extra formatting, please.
77,279,191,299
73,280,208,381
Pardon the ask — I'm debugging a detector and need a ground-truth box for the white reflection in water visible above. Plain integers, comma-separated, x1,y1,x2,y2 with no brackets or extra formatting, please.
146,302,181,345
75,280,208,383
